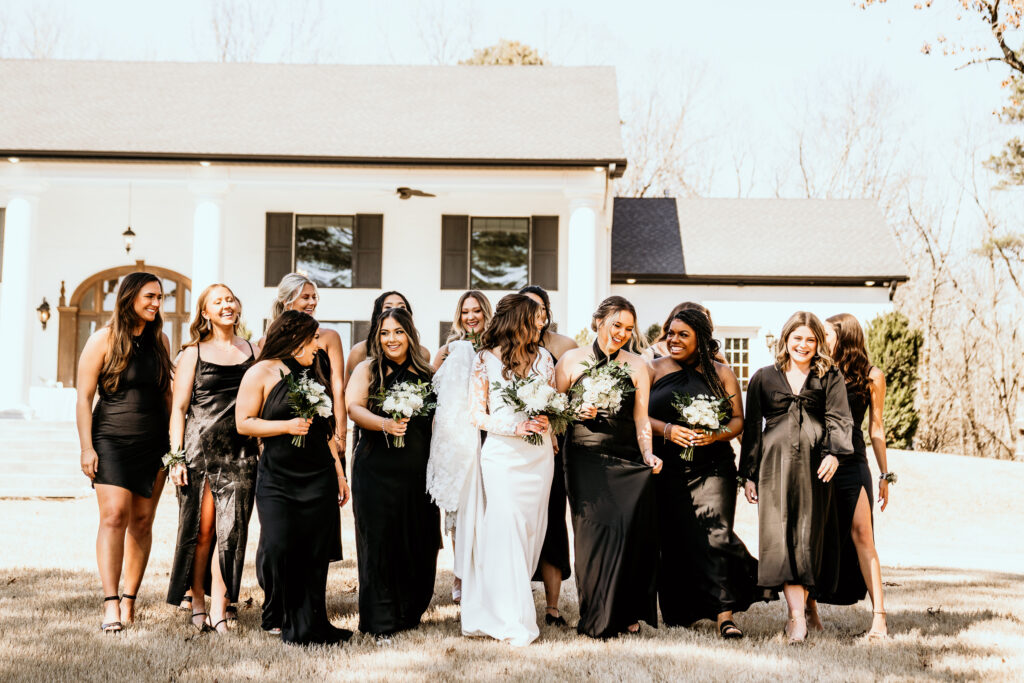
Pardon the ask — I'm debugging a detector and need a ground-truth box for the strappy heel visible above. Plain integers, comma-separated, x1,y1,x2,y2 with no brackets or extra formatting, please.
100,595,123,633
544,606,567,627
191,610,212,632
119,593,137,624
865,609,889,640
719,619,743,639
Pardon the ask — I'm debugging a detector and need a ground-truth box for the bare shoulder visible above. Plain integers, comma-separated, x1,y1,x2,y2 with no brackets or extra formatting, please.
353,358,373,377
869,366,886,386
86,326,111,346
557,345,587,366
714,360,738,381
547,332,579,358
247,359,282,381
318,327,342,347
178,344,198,364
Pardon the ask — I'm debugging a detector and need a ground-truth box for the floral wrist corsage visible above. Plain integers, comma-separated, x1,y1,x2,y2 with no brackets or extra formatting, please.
879,471,897,486
162,448,186,470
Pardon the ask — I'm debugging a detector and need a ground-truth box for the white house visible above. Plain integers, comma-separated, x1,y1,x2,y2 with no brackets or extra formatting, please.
0,59,626,421
610,197,908,388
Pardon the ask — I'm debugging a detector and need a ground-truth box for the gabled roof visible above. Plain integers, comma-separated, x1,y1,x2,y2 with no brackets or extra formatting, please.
0,60,626,174
612,197,908,285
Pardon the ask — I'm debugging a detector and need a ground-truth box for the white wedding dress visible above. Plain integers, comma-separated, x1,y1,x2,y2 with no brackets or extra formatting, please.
457,349,555,647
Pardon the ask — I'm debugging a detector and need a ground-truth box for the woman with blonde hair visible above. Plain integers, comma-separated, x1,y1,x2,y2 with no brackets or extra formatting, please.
432,290,493,369
165,284,257,633
805,313,892,639
76,272,172,633
739,311,853,643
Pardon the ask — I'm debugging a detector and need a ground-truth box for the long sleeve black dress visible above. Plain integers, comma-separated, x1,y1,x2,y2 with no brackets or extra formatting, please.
167,343,258,607
351,357,441,636
649,364,774,625
255,358,351,646
565,344,658,638
738,364,853,593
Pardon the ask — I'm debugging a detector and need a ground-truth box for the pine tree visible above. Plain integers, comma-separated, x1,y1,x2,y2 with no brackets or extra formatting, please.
865,311,922,449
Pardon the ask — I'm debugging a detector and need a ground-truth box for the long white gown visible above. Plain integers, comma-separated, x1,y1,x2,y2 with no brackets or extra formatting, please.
457,349,555,647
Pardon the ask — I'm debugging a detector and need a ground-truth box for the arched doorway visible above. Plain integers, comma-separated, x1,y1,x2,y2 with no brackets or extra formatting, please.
56,261,192,387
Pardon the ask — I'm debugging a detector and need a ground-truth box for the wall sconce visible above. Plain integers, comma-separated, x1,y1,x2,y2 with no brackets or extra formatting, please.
37,298,51,330
765,332,776,353
122,226,136,254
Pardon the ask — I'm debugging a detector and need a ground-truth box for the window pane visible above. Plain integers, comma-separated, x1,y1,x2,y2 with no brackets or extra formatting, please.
470,217,529,290
77,317,100,359
163,279,177,313
724,337,751,390
101,277,123,311
183,287,191,314
317,321,354,359
79,285,96,312
295,215,354,288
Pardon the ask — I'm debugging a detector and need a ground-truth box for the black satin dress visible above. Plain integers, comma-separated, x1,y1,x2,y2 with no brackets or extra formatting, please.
92,332,169,498
255,357,351,645
532,342,571,583
565,344,658,638
167,343,258,607
738,365,854,593
817,379,873,605
352,358,441,635
649,364,773,625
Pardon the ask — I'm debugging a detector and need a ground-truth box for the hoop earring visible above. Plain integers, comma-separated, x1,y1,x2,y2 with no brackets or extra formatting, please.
294,348,304,360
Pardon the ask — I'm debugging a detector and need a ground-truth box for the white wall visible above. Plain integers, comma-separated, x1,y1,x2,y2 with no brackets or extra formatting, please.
3,160,609,415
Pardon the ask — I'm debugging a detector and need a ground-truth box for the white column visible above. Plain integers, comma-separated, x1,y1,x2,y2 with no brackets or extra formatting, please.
566,199,599,338
190,197,224,297
0,196,37,414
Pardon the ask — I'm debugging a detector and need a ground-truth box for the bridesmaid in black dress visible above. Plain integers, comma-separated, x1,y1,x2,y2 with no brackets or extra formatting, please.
739,311,853,643
166,284,257,633
76,272,172,633
805,313,891,639
346,308,441,636
236,311,352,646
556,296,663,638
647,309,772,639
520,285,577,628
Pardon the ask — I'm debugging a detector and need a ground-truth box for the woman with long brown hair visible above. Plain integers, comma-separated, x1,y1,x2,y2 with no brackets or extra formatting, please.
236,311,351,645
556,295,663,639
346,290,430,382
76,272,172,633
165,284,257,633
805,313,891,639
459,294,555,646
346,308,440,636
739,311,853,643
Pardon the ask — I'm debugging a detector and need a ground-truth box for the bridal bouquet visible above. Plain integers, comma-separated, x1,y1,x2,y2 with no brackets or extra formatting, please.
372,380,436,448
493,376,573,446
571,359,635,415
283,370,333,447
671,392,733,461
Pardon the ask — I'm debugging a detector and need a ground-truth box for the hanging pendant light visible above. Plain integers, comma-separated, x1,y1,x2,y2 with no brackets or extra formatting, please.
123,182,136,255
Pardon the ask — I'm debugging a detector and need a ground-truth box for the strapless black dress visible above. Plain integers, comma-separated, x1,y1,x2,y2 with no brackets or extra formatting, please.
565,344,658,638
255,357,351,646
649,365,774,624
167,342,258,606
351,358,440,635
92,333,169,498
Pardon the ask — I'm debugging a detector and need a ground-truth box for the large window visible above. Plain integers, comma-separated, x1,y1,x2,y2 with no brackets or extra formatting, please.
470,217,529,290
723,337,750,390
295,215,355,288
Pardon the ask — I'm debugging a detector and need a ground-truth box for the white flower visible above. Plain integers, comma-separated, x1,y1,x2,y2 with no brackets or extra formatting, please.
382,396,397,413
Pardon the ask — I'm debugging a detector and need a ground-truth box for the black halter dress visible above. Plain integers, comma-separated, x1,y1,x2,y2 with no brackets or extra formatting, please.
649,363,774,624
255,357,351,646
167,342,258,606
92,332,169,498
351,357,441,635
565,342,658,638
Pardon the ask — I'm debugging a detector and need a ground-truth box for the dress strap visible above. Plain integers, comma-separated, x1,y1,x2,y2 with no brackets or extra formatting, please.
245,340,255,359
195,342,201,366
591,338,621,367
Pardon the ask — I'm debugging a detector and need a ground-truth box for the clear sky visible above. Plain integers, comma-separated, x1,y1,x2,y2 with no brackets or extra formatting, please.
1,0,1016,196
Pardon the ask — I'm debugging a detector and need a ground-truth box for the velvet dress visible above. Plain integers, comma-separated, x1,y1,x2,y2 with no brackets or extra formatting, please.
351,357,441,635
649,363,774,625
167,342,258,607
255,357,351,645
565,344,658,638
738,364,854,594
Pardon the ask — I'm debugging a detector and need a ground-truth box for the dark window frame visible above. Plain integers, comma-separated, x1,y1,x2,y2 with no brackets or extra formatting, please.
293,213,357,290
468,216,532,291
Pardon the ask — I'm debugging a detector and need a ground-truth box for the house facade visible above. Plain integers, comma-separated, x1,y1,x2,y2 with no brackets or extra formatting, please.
0,60,625,419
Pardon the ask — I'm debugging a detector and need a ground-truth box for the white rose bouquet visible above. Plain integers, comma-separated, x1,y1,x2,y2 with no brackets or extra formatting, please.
671,392,733,461
372,380,436,448
283,370,333,447
493,376,573,446
571,359,635,415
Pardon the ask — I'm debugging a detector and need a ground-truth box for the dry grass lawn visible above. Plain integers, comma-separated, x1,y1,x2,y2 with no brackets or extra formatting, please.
1,449,1022,682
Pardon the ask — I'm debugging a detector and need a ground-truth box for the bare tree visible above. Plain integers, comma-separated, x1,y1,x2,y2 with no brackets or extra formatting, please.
413,0,476,65
209,0,275,62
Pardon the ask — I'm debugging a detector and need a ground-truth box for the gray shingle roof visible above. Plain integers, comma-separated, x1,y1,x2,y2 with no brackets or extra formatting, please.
612,197,908,282
0,60,626,170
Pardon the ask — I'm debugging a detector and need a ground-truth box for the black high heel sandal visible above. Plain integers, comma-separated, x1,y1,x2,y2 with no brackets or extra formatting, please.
100,595,123,633
119,593,137,624
719,620,744,639
191,611,212,632
544,606,567,627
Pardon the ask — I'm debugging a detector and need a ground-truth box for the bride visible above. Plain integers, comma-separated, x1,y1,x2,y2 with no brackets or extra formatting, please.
452,293,555,646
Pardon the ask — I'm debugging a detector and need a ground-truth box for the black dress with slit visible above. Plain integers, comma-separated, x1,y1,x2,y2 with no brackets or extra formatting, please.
532,342,571,583
167,342,258,606
92,332,169,498
565,343,658,638
649,364,774,625
817,379,873,605
255,357,351,646
738,364,854,594
352,357,440,635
